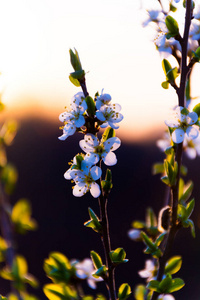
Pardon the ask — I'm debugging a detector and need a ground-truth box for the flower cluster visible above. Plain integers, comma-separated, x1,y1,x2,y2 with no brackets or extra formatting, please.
59,90,122,198
59,90,123,140
165,106,199,144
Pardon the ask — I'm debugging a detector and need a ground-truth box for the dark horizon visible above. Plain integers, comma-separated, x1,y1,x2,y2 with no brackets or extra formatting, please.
1,117,200,300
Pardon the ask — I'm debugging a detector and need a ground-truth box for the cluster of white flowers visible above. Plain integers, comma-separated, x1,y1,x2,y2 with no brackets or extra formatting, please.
59,90,123,140
142,1,200,58
165,106,199,144
59,90,122,198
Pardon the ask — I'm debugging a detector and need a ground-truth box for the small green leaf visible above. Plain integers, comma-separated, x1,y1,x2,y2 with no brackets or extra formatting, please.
152,163,164,175
118,283,132,300
69,48,82,71
134,285,146,300
69,74,80,87
161,81,169,89
188,219,195,238
90,251,102,269
165,256,182,275
165,15,179,36
109,248,128,264
193,103,200,117
85,96,96,117
146,280,160,292
102,127,115,141
167,278,185,293
159,274,172,293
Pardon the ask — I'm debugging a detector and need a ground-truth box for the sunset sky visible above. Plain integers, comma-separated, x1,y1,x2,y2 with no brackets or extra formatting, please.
0,0,200,140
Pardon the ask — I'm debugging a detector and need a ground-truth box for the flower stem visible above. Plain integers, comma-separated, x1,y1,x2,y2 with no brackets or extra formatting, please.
79,77,116,299
151,1,192,299
98,193,116,300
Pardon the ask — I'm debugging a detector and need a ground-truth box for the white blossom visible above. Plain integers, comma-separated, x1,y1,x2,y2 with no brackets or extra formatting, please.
142,10,164,27
127,229,141,241
96,104,123,129
79,133,121,166
183,135,200,159
66,159,102,198
155,21,181,56
158,295,175,300
165,106,199,144
58,92,87,140
190,20,200,41
138,260,157,282
96,90,112,110
73,258,103,289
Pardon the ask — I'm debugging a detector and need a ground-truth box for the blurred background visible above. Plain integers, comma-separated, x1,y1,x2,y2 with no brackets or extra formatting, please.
1,0,200,299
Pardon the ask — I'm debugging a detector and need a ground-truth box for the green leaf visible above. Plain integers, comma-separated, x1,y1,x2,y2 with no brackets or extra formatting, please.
185,199,195,219
118,283,131,300
109,248,128,264
11,199,37,234
155,233,166,247
161,81,169,89
146,208,157,228
43,283,78,300
134,285,146,300
93,265,107,277
165,15,179,36
90,251,102,269
69,48,82,71
84,208,102,233
170,3,177,12
152,163,164,175
179,180,193,203
193,103,200,117
188,219,195,238
146,280,160,292
69,74,80,87
131,220,146,229
85,96,96,117
141,232,157,251
159,274,172,293
102,127,115,141
162,59,172,76
165,256,182,275
167,278,185,293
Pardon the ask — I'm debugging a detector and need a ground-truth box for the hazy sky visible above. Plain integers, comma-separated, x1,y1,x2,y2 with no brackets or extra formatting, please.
0,0,200,140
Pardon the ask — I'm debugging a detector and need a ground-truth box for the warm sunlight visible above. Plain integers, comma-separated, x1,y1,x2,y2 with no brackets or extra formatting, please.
0,0,199,141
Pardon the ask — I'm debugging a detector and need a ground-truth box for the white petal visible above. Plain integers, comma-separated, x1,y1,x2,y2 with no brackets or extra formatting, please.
87,278,97,289
102,152,117,166
81,160,92,175
164,119,179,128
64,168,73,180
85,134,99,147
186,126,199,140
58,134,68,140
75,115,85,128
90,166,102,180
79,140,94,153
90,182,101,198
111,103,121,112
186,111,198,125
76,270,87,279
96,111,106,121
128,229,141,240
104,137,121,151
100,122,108,128
172,128,185,143
85,153,100,164
73,184,88,197
108,122,119,129
185,147,196,159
